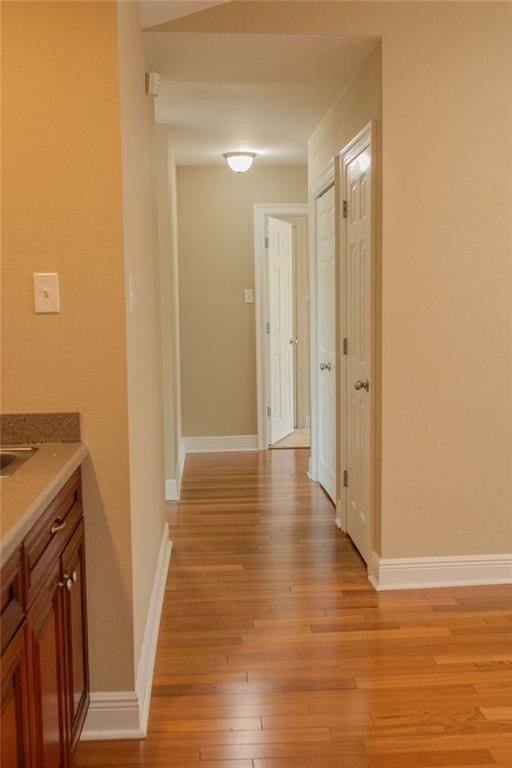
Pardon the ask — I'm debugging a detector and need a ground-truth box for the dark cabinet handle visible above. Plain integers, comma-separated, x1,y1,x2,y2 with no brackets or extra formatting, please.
50,517,67,535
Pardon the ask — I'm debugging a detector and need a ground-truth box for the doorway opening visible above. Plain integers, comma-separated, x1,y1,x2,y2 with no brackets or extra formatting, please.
254,204,310,451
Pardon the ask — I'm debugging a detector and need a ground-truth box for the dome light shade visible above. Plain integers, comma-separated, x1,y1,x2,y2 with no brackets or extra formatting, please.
223,151,257,173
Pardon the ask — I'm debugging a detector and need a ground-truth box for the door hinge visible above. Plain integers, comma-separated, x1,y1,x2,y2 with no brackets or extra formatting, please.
267,406,271,417
266,322,271,334
265,236,269,248
343,337,348,355
343,469,348,488
343,200,348,218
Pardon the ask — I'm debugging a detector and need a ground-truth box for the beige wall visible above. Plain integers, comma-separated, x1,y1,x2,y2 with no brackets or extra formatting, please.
162,2,512,559
117,0,167,677
1,0,134,689
2,0,169,692
156,126,182,481
309,41,382,182
178,165,308,437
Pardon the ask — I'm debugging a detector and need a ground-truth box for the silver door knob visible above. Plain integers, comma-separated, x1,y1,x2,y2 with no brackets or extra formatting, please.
289,338,298,345
354,379,369,391
319,362,332,371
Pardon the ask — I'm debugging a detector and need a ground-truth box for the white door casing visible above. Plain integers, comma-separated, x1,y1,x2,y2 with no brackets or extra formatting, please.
316,186,336,502
341,125,374,564
273,215,310,430
267,217,294,444
254,204,309,450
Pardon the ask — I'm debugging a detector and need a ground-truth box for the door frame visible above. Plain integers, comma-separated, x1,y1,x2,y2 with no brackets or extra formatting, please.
339,121,377,550
254,203,309,450
308,159,336,486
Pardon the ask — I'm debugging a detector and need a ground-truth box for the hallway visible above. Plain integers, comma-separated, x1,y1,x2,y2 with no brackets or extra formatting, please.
77,449,512,768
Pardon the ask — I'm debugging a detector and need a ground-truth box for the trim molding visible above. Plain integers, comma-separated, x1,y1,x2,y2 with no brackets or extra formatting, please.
339,122,376,565
135,526,172,735
164,438,186,500
81,692,142,740
310,157,336,200
176,438,186,495
182,435,258,453
254,203,310,450
369,551,512,591
309,159,335,482
164,478,178,501
81,525,172,740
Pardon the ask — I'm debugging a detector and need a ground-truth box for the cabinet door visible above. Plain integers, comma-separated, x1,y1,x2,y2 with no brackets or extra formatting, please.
27,561,67,768
61,520,89,755
1,628,31,768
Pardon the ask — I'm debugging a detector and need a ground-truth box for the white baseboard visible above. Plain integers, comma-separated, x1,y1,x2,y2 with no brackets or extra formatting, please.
177,438,185,494
80,692,142,739
135,526,172,735
164,478,178,501
182,434,258,453
369,551,512,591
81,524,172,740
164,439,186,501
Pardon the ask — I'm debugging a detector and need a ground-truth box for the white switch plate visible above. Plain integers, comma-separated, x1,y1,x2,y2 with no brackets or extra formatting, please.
33,273,60,313
244,288,254,304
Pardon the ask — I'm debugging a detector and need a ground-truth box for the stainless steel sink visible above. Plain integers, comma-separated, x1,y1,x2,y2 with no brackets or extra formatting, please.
0,446,38,477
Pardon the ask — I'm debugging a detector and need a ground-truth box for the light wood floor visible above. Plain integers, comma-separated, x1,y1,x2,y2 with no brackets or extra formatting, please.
271,428,311,449
77,449,512,768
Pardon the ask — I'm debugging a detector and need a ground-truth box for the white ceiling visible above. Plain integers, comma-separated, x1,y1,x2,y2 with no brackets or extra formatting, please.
144,31,377,166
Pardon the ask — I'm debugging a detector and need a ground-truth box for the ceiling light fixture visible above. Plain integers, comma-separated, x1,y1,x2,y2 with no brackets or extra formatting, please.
223,151,257,174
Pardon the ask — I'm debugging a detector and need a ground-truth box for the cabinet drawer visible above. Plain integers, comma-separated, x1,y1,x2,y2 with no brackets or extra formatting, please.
1,550,25,654
24,469,82,607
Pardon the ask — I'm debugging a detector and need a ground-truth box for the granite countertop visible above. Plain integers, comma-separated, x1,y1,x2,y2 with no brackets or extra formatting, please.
0,441,88,562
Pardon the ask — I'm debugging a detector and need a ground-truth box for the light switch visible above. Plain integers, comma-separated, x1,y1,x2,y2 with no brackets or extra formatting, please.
244,288,254,304
33,273,60,313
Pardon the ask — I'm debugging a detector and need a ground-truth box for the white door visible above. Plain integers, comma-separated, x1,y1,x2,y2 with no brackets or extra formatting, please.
316,187,336,501
268,217,294,444
344,137,372,563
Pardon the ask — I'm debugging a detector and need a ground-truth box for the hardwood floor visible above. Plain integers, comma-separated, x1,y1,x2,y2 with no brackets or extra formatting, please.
77,449,512,767
271,428,311,449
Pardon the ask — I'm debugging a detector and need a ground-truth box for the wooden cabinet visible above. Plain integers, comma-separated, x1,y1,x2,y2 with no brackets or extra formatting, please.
61,521,89,754
26,559,67,768
1,629,31,768
1,469,88,768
